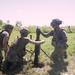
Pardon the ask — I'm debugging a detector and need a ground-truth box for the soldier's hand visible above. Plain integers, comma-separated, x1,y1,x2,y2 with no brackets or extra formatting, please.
41,40,45,43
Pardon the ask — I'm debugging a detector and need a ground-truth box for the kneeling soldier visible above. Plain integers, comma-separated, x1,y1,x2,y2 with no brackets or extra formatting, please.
2,28,45,73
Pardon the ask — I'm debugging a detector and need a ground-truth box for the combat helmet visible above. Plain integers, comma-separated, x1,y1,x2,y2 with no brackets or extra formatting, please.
50,18,62,26
20,28,29,37
4,24,14,30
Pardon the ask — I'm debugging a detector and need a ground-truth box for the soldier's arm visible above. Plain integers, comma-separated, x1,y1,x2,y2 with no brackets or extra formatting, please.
37,28,53,38
40,30,53,38
29,39,45,45
40,32,50,37
3,33,9,52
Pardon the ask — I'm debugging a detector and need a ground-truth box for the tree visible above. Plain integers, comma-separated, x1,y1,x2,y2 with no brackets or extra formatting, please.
16,21,22,27
6,20,10,24
0,20,3,26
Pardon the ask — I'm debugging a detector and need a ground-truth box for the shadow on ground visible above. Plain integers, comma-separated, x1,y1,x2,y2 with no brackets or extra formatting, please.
2,65,23,75
48,61,69,75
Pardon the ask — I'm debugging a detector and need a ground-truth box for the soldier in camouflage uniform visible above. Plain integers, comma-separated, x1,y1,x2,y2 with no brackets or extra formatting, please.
2,28,45,72
38,19,68,63
0,24,14,70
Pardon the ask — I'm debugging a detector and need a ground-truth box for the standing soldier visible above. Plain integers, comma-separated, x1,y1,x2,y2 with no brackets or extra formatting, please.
38,19,68,64
2,28,45,73
0,24,14,70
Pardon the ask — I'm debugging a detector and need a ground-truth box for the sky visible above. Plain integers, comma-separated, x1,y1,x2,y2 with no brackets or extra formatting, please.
0,0,75,27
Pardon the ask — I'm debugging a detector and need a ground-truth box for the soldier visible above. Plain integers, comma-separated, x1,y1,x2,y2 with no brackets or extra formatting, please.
0,24,14,70
38,19,68,63
3,28,45,72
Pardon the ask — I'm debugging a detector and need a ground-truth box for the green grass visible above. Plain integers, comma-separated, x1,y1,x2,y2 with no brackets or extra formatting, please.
67,33,75,54
8,29,75,60
0,26,75,75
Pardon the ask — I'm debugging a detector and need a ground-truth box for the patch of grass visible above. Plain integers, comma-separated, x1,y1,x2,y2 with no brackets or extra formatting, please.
1,26,75,75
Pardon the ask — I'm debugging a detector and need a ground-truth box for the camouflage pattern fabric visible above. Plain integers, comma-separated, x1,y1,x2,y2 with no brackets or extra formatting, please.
6,36,29,62
49,28,68,62
0,30,9,67
0,50,3,65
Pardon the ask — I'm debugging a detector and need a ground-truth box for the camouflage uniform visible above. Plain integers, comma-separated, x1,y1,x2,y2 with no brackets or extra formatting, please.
6,36,29,63
3,28,30,71
39,19,68,63
49,19,68,63
0,24,13,69
0,31,7,64
50,28,68,62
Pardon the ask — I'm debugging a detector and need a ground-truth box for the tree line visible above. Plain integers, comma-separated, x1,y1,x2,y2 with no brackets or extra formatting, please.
0,19,22,27
0,19,75,33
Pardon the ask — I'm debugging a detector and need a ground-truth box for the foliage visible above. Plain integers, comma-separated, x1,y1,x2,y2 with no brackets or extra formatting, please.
0,20,3,26
14,26,21,31
0,26,3,30
63,26,75,33
27,26,36,33
6,20,10,24
8,26,75,55
67,33,75,54
16,21,22,27
0,25,75,75
23,26,52,33
23,26,75,33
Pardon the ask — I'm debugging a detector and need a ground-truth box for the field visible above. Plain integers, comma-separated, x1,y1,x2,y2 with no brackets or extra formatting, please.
0,26,75,75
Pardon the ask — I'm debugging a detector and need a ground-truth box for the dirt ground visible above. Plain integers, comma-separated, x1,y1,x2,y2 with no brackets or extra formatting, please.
0,54,75,75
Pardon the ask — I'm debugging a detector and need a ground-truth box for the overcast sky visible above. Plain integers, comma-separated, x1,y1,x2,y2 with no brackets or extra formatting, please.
0,0,75,26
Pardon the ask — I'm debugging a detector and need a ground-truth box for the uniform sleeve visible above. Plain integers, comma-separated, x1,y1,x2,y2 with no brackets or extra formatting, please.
40,29,54,37
48,30,54,36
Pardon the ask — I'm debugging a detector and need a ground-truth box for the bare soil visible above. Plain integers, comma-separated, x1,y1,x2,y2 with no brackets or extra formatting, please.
0,54,75,75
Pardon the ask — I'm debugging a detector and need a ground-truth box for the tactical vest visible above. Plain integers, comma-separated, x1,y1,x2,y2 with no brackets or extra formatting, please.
9,37,29,58
52,29,63,41
51,29,68,49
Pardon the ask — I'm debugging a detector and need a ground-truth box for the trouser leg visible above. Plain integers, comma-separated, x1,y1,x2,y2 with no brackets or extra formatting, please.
63,51,67,59
2,60,12,73
0,51,3,69
9,57,23,71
